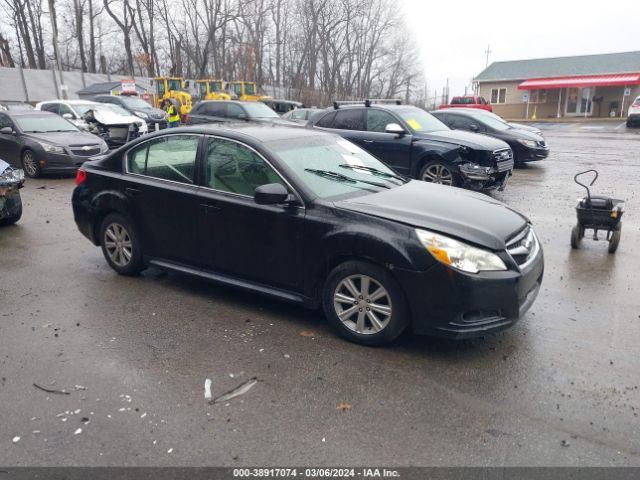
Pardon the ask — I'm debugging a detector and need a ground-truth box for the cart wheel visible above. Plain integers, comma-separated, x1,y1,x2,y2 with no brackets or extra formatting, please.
571,225,581,249
608,224,621,254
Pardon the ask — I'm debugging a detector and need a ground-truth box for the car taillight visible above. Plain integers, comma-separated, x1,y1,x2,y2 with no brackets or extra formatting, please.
75,168,87,186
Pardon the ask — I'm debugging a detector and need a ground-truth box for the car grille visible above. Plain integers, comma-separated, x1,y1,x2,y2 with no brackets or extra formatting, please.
493,148,514,172
506,225,539,268
150,113,166,121
70,145,101,157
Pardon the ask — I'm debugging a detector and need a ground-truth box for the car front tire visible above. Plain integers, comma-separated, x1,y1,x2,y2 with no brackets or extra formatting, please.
99,213,144,276
419,159,460,187
21,149,40,178
323,261,409,346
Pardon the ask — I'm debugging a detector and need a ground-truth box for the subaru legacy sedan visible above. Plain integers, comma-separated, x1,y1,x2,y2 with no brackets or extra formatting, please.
72,125,543,346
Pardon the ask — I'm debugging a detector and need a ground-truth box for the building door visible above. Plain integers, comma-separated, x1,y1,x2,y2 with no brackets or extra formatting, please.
565,87,593,116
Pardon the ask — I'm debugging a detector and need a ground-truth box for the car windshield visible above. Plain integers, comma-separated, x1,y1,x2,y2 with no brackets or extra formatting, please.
73,103,101,116
395,107,448,133
243,102,279,119
94,104,132,116
470,113,511,131
121,97,152,109
270,135,404,199
15,115,78,132
168,79,182,91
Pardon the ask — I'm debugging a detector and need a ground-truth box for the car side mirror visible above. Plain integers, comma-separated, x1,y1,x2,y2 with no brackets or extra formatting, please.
254,183,289,205
469,124,479,132
62,113,74,120
385,123,405,135
0,126,15,135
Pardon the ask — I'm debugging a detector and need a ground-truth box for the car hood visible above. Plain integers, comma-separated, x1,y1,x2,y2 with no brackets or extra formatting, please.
334,180,528,250
507,127,544,141
414,129,509,151
22,131,102,146
87,109,144,125
508,122,542,135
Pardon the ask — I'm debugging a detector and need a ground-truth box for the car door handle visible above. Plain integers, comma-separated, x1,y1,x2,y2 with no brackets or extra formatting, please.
200,203,221,214
125,187,142,196
362,139,374,144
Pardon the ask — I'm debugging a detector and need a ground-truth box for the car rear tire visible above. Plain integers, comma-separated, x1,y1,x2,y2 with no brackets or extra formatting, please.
99,213,144,276
419,160,459,187
21,149,40,178
322,261,409,346
0,193,22,226
608,224,621,254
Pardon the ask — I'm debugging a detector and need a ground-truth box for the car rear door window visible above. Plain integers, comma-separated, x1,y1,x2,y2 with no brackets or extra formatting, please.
315,111,336,128
128,135,199,184
333,109,365,131
366,109,397,133
206,137,283,196
201,102,226,117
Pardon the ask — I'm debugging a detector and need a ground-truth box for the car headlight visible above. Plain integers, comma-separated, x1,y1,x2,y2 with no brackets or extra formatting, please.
517,139,537,148
415,229,507,274
0,167,24,183
134,111,149,119
38,142,66,154
99,140,109,153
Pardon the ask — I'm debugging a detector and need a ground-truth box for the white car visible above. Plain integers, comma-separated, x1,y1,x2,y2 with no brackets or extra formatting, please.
627,96,640,128
36,100,148,146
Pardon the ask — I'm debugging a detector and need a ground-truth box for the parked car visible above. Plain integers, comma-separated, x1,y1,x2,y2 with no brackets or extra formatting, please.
261,99,305,115
431,109,549,164
0,102,34,112
72,124,543,346
36,100,148,146
92,95,168,131
439,107,544,136
306,102,513,191
188,100,297,126
627,96,640,128
0,110,108,178
0,158,24,226
438,95,492,112
281,107,321,124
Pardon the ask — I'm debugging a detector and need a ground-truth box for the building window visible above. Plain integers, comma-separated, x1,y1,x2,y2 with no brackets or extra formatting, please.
529,89,548,104
490,88,507,104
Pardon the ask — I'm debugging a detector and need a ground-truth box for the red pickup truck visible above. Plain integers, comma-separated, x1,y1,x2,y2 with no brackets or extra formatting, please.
438,95,493,112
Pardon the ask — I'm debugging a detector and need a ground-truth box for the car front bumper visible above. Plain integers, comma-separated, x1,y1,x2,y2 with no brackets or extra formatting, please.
627,113,640,126
394,246,544,339
517,145,549,162
39,152,92,174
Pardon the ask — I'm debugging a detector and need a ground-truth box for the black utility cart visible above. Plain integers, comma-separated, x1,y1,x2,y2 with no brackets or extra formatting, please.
571,170,625,253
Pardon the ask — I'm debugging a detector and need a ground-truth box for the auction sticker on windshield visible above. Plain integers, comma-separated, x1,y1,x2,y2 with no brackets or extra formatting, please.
406,119,422,130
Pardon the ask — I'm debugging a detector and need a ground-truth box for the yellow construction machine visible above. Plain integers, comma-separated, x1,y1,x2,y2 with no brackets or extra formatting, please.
227,81,271,102
152,77,192,119
195,79,232,101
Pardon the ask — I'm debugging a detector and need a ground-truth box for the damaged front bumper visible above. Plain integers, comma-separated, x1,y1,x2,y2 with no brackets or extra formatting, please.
459,162,511,191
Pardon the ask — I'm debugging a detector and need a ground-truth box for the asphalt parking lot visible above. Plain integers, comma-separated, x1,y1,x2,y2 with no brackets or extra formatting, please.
1,124,639,467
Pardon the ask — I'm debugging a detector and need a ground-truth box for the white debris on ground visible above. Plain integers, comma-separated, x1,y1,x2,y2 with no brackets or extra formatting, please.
204,378,212,401
12,436,20,444
74,428,82,435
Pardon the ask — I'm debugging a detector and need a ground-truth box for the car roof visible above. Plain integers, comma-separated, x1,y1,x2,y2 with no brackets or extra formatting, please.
4,110,58,117
198,100,264,106
39,99,98,105
330,104,412,111
145,123,332,143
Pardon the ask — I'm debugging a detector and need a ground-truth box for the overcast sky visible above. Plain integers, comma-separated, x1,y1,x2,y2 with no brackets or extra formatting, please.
401,0,640,101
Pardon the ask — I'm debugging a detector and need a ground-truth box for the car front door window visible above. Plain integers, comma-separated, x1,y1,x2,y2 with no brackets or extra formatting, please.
206,137,283,196
366,110,397,133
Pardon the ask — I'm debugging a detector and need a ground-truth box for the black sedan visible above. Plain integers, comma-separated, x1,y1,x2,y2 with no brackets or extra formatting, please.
0,111,108,178
72,125,543,346
93,95,168,131
431,109,549,164
188,100,297,126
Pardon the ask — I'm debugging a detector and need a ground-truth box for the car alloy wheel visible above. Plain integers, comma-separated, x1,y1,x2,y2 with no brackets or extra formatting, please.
333,274,392,334
103,222,133,267
22,150,39,178
422,163,453,185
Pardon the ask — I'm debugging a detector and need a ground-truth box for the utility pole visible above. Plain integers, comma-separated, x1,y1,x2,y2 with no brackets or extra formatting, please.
485,44,492,68
48,0,67,99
